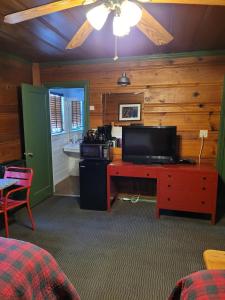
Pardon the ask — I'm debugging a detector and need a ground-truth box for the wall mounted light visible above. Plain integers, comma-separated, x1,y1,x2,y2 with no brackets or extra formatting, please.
117,72,131,86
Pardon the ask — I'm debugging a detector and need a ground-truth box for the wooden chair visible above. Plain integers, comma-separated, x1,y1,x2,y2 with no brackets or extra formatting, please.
203,249,225,270
0,166,35,237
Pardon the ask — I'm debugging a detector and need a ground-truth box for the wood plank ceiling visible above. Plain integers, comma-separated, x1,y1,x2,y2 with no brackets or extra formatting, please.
0,0,225,62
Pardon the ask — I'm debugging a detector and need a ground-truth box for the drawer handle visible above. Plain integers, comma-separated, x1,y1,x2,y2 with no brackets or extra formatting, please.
168,175,172,178
116,171,119,175
146,173,150,176
168,185,171,188
201,201,205,205
167,198,171,202
202,177,207,180
202,187,206,191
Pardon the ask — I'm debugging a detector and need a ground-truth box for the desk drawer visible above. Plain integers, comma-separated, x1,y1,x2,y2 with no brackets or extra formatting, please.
108,166,158,178
159,192,212,213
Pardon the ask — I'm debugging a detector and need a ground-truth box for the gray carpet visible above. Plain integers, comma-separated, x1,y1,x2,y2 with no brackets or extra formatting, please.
1,196,225,300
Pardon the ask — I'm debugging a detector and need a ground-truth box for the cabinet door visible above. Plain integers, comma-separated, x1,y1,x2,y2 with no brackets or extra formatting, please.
79,161,107,210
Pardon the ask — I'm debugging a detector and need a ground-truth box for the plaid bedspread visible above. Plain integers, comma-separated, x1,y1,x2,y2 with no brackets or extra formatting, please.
168,269,225,300
0,237,80,300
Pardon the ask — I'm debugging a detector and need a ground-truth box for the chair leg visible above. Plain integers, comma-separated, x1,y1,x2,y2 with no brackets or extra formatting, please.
4,211,9,238
26,203,35,231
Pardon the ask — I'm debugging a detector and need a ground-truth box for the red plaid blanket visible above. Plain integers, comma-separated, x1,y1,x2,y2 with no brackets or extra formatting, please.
168,269,225,300
0,237,80,300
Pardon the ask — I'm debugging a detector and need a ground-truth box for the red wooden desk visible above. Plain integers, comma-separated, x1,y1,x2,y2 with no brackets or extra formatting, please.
107,161,218,223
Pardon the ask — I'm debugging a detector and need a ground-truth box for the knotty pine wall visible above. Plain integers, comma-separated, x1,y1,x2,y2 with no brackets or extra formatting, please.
40,55,225,165
0,55,32,163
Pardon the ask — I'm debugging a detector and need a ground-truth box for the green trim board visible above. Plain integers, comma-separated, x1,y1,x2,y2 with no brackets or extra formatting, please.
40,50,225,67
1,48,225,66
0,51,31,65
217,77,225,175
216,77,225,218
45,81,90,132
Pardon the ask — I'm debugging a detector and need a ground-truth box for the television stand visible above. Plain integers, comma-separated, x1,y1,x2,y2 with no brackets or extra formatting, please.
107,161,218,224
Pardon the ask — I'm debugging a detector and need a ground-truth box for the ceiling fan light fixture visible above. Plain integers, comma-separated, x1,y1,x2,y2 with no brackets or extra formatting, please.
113,15,130,37
121,1,142,27
86,4,109,30
117,72,131,86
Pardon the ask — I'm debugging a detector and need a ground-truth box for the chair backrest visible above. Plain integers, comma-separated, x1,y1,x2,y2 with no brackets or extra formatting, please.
4,167,33,187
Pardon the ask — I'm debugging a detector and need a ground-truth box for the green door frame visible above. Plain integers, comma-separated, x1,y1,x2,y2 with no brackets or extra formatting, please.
216,76,225,217
44,80,90,132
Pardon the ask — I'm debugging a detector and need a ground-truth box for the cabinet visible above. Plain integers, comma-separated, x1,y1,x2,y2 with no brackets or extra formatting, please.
157,168,218,223
80,160,109,210
107,162,218,223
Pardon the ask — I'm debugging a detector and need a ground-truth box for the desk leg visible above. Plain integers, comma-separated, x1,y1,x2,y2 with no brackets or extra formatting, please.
211,213,216,225
107,174,111,212
156,181,160,219
156,207,160,219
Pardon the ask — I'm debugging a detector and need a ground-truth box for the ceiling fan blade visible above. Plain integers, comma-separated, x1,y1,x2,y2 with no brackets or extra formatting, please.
4,0,85,24
82,0,97,4
136,8,173,46
138,0,225,5
66,20,93,49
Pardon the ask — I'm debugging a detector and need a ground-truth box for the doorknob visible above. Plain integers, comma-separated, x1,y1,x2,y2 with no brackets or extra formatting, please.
24,152,34,157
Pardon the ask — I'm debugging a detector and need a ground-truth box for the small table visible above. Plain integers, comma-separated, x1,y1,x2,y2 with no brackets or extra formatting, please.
0,179,18,190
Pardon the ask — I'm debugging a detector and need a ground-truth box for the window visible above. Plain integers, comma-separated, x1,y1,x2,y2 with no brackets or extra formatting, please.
50,93,64,134
71,100,83,130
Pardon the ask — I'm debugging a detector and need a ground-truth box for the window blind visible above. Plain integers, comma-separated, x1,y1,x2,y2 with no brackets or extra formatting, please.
50,94,63,133
71,100,82,129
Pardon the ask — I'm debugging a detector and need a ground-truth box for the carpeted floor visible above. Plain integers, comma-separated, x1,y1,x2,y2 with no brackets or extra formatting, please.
1,196,225,300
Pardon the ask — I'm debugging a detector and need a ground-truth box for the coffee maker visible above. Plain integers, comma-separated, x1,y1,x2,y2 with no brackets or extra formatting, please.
83,125,112,144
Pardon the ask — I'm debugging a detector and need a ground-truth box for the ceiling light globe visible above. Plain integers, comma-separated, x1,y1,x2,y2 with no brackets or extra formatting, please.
86,4,109,30
113,15,130,37
121,1,142,27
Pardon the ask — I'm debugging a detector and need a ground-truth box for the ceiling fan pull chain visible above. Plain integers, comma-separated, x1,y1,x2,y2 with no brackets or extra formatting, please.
114,36,119,61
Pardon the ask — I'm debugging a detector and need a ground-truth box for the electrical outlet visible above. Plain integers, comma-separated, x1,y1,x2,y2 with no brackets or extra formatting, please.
199,130,208,138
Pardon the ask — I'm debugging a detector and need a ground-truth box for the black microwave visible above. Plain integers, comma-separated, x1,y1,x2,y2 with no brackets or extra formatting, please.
80,143,112,161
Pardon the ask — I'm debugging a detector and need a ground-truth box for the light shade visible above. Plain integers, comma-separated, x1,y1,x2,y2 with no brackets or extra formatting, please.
86,4,109,30
121,1,142,27
117,72,131,86
113,15,130,37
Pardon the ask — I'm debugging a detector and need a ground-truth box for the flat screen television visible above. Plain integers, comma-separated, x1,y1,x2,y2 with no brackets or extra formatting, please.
122,126,177,164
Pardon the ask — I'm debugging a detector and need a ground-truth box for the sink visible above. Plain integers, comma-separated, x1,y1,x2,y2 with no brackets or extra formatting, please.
63,143,80,157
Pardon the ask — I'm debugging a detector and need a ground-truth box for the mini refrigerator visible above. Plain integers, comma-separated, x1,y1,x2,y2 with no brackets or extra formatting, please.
79,160,109,210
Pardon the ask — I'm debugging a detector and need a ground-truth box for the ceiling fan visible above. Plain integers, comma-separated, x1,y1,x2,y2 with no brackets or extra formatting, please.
4,0,225,50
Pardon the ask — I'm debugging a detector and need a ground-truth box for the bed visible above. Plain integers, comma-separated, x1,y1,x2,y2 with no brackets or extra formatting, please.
168,269,225,300
0,237,80,299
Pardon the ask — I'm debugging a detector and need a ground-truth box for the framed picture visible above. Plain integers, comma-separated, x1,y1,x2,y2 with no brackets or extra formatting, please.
119,103,141,121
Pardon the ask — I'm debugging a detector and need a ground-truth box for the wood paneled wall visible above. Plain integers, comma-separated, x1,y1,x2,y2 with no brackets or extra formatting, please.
40,55,225,165
0,54,32,163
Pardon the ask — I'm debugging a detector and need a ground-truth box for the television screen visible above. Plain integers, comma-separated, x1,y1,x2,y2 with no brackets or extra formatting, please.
122,126,177,164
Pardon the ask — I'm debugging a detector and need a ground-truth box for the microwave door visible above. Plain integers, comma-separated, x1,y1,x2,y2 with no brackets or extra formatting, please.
81,145,101,159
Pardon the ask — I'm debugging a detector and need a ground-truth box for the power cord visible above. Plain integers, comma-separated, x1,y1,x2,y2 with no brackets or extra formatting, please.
198,136,204,165
120,194,140,203
131,194,140,203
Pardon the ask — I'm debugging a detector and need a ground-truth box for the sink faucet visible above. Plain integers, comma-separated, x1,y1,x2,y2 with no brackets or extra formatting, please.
69,137,81,144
